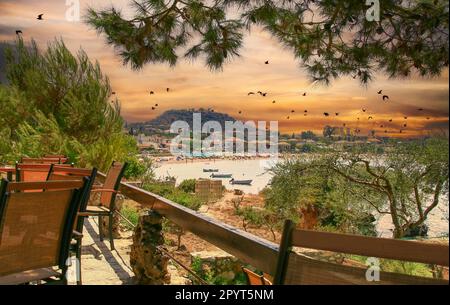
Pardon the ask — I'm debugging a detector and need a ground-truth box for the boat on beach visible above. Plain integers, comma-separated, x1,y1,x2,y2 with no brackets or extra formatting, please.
210,173,233,178
203,168,219,172
229,178,253,185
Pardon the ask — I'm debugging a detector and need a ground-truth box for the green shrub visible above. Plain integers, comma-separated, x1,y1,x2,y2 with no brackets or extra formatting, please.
178,179,196,193
120,205,139,228
143,181,202,211
0,38,141,177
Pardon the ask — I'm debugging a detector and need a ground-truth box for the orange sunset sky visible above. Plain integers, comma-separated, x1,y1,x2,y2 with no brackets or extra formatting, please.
0,0,448,137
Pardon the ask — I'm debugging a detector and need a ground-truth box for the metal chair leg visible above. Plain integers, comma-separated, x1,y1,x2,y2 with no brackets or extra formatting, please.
98,215,104,241
109,213,115,251
76,239,82,285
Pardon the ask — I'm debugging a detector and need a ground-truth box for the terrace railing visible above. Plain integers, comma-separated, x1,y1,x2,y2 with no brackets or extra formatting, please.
97,173,449,285
97,172,279,274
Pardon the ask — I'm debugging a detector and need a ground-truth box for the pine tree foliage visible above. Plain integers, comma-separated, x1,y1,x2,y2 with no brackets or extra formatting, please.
0,38,140,174
86,0,449,84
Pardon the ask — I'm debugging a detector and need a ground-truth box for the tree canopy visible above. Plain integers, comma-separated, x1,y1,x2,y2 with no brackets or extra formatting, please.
265,137,449,238
86,0,449,84
0,38,143,176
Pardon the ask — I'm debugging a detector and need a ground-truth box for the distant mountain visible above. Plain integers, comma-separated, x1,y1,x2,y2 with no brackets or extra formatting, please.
129,109,237,134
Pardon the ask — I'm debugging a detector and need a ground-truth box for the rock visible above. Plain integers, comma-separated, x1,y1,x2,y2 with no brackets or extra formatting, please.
130,210,170,285
190,250,243,284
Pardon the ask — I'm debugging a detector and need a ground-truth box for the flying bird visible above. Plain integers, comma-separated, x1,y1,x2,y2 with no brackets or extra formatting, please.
323,112,330,116
403,124,407,127
382,95,389,101
335,112,339,116
111,92,116,95
362,108,366,112
150,91,154,95
248,92,255,95
151,107,155,110
404,116,408,119
37,14,44,20
426,117,430,120
417,108,424,111
154,103,158,107
291,110,295,113
377,90,382,94
286,116,290,120
166,88,170,92
389,119,393,122
238,111,242,114
368,116,373,120
16,30,22,35
272,100,276,104
302,92,307,96
265,61,269,64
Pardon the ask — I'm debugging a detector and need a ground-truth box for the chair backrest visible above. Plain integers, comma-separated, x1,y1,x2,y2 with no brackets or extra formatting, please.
242,267,265,285
15,163,73,183
44,155,67,159
0,179,89,276
100,162,127,209
47,165,97,232
21,157,68,164
273,220,449,285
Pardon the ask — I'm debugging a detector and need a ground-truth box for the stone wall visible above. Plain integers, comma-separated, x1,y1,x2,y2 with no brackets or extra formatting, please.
190,250,244,284
130,210,170,285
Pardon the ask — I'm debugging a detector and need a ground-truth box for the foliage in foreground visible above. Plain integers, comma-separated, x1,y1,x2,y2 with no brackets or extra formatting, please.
86,0,449,85
0,38,141,176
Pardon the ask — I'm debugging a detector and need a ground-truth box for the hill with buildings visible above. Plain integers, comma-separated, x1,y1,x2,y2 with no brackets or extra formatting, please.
128,109,237,135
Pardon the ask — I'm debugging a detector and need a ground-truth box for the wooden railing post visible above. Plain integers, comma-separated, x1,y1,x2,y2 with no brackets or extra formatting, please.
130,210,170,284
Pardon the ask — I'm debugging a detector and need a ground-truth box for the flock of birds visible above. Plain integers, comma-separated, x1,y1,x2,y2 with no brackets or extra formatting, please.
15,15,432,136
109,62,432,136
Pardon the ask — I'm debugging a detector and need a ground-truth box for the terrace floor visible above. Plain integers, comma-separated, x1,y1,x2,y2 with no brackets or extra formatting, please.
70,218,190,285
69,218,135,285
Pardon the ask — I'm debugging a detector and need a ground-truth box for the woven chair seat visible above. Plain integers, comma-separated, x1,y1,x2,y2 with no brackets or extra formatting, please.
0,267,61,285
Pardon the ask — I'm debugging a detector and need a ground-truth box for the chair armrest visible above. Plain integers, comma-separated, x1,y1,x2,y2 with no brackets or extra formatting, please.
90,188,118,194
72,230,83,240
78,211,96,217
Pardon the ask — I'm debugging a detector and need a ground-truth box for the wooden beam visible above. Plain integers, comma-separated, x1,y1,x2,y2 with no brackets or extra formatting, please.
97,173,279,274
292,229,449,267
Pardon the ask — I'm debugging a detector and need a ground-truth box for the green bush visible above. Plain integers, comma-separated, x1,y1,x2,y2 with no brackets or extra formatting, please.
0,38,142,177
120,205,139,228
190,256,247,285
178,179,196,193
143,181,202,211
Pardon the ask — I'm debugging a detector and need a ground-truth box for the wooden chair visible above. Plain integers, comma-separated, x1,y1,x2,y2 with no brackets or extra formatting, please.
21,157,68,164
242,267,272,285
84,161,128,251
44,154,67,159
47,165,98,285
273,220,449,285
15,163,73,183
0,178,90,285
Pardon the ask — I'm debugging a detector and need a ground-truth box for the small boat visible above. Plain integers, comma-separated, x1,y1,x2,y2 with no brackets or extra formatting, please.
229,178,253,185
203,168,219,173
210,173,232,178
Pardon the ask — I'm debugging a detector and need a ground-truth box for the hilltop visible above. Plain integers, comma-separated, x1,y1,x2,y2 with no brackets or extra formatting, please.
128,109,237,134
